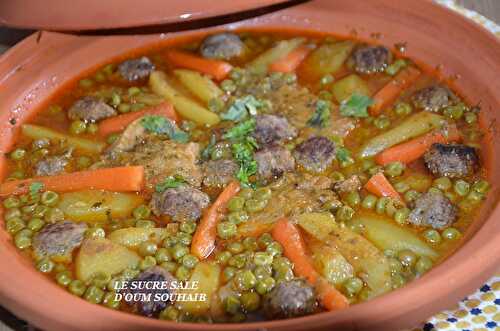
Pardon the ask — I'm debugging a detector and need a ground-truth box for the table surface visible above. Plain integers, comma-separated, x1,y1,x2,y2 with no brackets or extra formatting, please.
1,1,499,330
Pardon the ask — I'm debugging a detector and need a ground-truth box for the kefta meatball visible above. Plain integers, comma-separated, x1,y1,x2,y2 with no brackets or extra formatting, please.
200,32,244,60
255,145,295,182
33,221,88,259
68,96,117,122
263,279,317,319
412,85,458,112
351,45,392,74
150,185,210,221
202,159,238,188
408,191,457,229
293,136,336,173
253,114,297,145
122,266,176,317
424,143,479,178
118,56,155,81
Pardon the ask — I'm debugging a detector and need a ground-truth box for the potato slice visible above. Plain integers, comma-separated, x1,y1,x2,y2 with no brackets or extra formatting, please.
331,74,371,103
76,238,140,282
296,212,337,241
302,41,354,78
311,243,354,286
108,228,168,248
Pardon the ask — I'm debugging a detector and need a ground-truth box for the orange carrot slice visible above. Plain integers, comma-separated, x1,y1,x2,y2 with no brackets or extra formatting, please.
269,45,312,73
165,50,233,81
364,172,402,201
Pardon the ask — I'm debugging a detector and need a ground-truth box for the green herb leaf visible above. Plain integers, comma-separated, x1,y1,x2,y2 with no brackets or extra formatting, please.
336,147,351,163
29,182,44,197
307,99,331,127
339,94,374,118
140,115,189,143
221,96,263,122
201,134,217,160
223,118,256,141
155,176,186,193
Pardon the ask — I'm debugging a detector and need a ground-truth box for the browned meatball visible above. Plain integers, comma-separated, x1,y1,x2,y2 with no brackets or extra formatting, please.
200,33,244,60
253,114,297,145
150,185,210,221
68,96,116,122
33,221,87,258
118,56,155,81
255,145,295,182
202,159,238,188
424,143,479,178
412,85,458,112
408,191,457,229
263,279,317,319
293,136,336,173
351,45,392,74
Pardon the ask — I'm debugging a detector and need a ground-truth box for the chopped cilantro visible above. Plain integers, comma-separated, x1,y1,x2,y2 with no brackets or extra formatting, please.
336,147,351,162
307,99,331,127
155,176,186,193
339,94,374,118
29,182,44,197
140,115,189,143
221,96,263,122
223,118,256,141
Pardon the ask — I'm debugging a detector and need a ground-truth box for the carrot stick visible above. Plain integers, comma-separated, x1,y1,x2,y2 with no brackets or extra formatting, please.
98,102,179,137
375,125,460,165
272,218,349,310
370,66,421,115
165,50,233,81
364,172,402,201
191,181,240,259
269,45,312,73
0,166,144,196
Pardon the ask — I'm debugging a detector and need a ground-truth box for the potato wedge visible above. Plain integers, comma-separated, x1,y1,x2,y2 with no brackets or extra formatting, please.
108,227,168,248
173,69,223,104
302,41,354,78
310,243,354,286
331,74,371,103
296,212,337,241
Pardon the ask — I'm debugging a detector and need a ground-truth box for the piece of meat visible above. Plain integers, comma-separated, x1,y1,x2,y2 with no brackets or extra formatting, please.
68,96,116,122
424,143,479,178
199,32,244,60
412,85,458,112
253,114,297,145
293,136,336,173
351,45,392,74
150,185,210,222
334,175,362,193
255,145,295,182
202,159,238,188
295,173,333,190
107,117,148,153
408,191,457,229
35,149,73,177
122,266,176,317
32,221,88,258
118,57,155,81
263,279,317,319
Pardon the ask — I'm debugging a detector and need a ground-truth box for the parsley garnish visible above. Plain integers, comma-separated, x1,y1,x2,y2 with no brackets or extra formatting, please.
155,176,186,193
307,99,331,127
223,118,256,141
29,182,44,197
339,94,374,118
140,115,189,143
336,147,351,162
221,96,263,122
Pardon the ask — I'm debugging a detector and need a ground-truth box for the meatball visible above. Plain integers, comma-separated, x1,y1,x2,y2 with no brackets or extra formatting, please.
150,185,210,221
293,136,336,173
351,45,392,74
255,145,295,181
118,56,155,81
200,32,244,60
122,266,176,317
32,221,88,259
263,279,317,319
253,114,297,145
412,85,458,112
35,154,70,177
334,175,362,193
424,143,479,178
68,96,116,122
408,191,457,229
202,159,238,188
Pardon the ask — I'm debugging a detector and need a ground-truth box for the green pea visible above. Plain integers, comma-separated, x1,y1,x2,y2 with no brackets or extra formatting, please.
21,204,37,215
323,198,343,211
336,206,355,221
266,242,283,257
393,181,410,193
240,292,261,312
344,277,363,295
241,238,257,252
177,233,192,246
433,177,452,191
69,280,87,296
171,244,189,261
385,59,407,76
110,92,121,107
118,103,131,113
10,148,26,161
15,231,32,249
398,249,417,268
385,162,405,177
389,258,403,274
216,251,232,265
6,217,25,234
181,254,199,269
442,227,461,241
221,79,236,93
4,208,21,221
253,265,272,281
227,242,244,254
275,267,294,282
161,261,178,273
464,112,477,124
443,104,464,120
179,221,196,234
227,211,249,225
155,248,172,263
422,229,442,244
94,71,106,82
239,188,254,199
36,257,54,273
415,256,433,274
79,79,94,88
130,103,145,112
223,266,237,283
472,179,490,194
3,196,20,209
394,102,412,116
257,233,273,249
253,252,273,266
69,120,87,135
132,205,150,220
245,199,267,213
140,256,157,270
175,265,191,281
27,218,45,232
391,273,406,289
217,221,237,239
228,197,245,212
44,207,65,223
76,156,92,170
254,187,272,201
163,236,178,248
224,295,241,314
284,72,297,84
103,292,121,309
56,271,72,287
135,219,155,228
228,254,247,269
374,116,391,130
344,191,361,207
453,180,470,197
159,306,180,320
92,272,111,289
330,171,345,182
41,191,59,206
272,256,292,271
256,277,276,295
466,190,484,203
404,190,420,204
84,285,104,304
86,227,105,239
32,205,49,218
86,123,98,135
394,207,410,225
128,86,141,96
139,242,158,256
233,270,257,291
